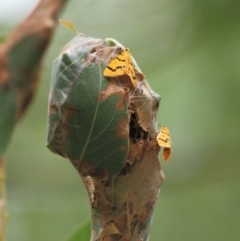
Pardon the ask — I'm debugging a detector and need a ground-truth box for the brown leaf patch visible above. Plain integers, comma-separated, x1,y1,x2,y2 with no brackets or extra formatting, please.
115,118,129,140
97,222,120,239
48,101,59,115
91,45,122,65
99,79,128,111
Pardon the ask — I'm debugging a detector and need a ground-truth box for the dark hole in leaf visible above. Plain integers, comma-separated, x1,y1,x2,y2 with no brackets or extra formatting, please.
118,163,130,176
129,110,148,143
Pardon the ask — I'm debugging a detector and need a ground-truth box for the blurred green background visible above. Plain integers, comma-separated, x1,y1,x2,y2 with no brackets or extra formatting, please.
1,0,240,240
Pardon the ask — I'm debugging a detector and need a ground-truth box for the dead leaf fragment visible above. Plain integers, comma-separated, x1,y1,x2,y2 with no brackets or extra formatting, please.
98,222,120,239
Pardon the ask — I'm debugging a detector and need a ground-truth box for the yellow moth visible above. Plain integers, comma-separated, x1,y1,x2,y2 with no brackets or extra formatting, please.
156,125,172,161
103,48,137,87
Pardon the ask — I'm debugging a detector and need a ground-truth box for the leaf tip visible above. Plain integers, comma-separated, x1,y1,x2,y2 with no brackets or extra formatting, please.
59,19,79,35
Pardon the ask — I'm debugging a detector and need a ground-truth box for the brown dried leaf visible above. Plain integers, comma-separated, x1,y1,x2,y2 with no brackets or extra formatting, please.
130,83,158,133
99,79,129,111
97,222,119,239
127,142,142,165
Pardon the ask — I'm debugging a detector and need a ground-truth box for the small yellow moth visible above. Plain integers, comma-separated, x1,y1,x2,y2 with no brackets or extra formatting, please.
103,48,137,87
156,125,172,161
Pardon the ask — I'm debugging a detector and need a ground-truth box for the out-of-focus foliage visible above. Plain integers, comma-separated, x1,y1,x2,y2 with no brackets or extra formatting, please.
66,220,91,241
2,0,240,241
0,89,16,155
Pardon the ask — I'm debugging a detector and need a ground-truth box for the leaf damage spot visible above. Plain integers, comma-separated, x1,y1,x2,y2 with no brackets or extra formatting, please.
48,101,59,115
129,109,148,143
99,79,128,111
48,105,82,158
115,117,129,140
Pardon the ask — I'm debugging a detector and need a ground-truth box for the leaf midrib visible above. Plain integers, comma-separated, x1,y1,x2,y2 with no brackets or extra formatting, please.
77,64,102,170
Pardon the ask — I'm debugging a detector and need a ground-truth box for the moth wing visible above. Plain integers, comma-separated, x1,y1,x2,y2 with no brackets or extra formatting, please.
157,126,172,148
103,57,125,77
103,49,137,87
157,133,171,148
124,50,137,87
163,147,172,161
161,126,170,135
127,60,137,87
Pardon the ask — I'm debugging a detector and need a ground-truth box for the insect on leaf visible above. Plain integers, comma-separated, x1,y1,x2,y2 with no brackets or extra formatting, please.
103,48,137,87
157,125,172,161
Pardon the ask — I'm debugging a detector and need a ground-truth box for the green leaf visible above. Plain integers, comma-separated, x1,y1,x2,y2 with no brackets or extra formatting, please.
47,36,129,177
